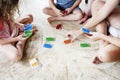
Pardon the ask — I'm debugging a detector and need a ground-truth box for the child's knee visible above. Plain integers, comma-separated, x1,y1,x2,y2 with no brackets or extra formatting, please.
74,11,83,20
43,7,49,14
10,53,22,62
98,50,112,62
77,12,83,20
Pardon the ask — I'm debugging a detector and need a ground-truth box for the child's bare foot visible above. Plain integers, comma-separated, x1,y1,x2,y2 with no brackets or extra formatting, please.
47,17,56,23
19,14,33,24
16,40,26,59
93,56,102,64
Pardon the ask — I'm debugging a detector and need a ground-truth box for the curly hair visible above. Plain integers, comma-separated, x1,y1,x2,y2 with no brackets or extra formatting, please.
0,0,19,22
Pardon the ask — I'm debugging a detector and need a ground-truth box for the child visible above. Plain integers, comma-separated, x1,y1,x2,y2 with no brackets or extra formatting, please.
43,0,83,22
0,0,37,62
71,0,120,64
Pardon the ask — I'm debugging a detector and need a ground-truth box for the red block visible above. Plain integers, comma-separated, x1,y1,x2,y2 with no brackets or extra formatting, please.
56,24,62,29
67,34,71,37
62,10,68,15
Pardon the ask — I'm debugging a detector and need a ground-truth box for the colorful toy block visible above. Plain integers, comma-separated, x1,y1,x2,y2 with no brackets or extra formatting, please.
24,24,33,31
56,24,62,29
46,37,55,41
43,43,53,48
24,30,32,38
67,34,71,37
29,58,39,68
80,43,90,47
64,39,72,44
62,10,68,15
82,27,90,34
82,27,92,36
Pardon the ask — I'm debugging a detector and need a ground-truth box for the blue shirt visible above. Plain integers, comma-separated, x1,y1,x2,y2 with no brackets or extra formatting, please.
56,0,76,9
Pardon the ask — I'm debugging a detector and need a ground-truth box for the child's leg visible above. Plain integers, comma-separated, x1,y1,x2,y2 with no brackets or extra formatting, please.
1,44,22,62
107,8,120,29
90,1,109,64
43,7,58,17
4,15,37,62
48,9,83,22
95,21,107,35
97,43,120,63
19,14,33,24
95,21,108,46
15,28,37,61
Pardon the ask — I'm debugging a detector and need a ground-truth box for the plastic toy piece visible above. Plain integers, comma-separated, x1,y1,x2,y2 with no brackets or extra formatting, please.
24,24,32,31
68,34,71,37
82,27,90,34
46,37,55,41
24,30,32,38
62,10,68,15
64,39,72,44
82,27,92,36
43,43,53,48
80,43,90,47
56,24,62,29
29,58,39,68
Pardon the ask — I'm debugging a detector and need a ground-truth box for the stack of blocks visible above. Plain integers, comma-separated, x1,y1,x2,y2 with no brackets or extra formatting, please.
24,24,33,38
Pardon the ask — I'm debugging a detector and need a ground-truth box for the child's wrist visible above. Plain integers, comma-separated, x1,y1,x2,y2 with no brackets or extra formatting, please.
79,28,84,34
14,37,19,41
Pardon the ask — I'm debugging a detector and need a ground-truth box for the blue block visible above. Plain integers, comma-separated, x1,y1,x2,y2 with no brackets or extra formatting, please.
82,27,90,34
43,43,52,48
24,24,32,31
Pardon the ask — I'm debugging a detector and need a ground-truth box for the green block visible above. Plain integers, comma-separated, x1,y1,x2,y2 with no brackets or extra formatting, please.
46,37,55,41
24,30,32,38
80,43,90,47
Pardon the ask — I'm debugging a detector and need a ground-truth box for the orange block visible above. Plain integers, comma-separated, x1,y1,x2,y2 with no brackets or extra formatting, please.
64,39,72,44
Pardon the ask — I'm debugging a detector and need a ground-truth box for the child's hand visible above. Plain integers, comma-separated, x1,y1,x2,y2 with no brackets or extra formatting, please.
86,32,103,41
14,23,24,31
67,30,83,42
16,33,27,41
78,12,89,24
65,8,73,14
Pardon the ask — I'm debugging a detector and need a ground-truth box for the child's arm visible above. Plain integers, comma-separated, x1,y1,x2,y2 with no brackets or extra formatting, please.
49,0,63,16
89,32,120,47
14,22,24,31
0,34,26,45
83,0,119,29
66,0,81,14
49,0,57,11
101,35,120,47
71,0,82,10
78,0,94,24
75,0,119,38
0,37,18,45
